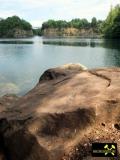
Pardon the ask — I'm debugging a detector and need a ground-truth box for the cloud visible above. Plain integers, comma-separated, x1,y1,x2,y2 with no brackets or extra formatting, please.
0,0,119,27
30,20,45,28
0,10,25,19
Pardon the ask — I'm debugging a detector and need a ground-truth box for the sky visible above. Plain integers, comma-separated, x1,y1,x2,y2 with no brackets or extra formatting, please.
0,0,120,27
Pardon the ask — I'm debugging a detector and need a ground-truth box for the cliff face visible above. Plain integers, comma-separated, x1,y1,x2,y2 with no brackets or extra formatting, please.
14,28,33,38
0,64,120,160
2,28,33,38
43,28,100,38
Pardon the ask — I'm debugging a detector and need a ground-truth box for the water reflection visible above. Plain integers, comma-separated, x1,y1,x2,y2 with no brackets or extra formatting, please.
104,49,120,67
102,39,120,50
0,40,34,44
43,41,89,46
43,39,120,50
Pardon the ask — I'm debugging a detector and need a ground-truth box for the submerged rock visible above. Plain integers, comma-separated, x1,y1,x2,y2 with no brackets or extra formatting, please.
0,83,19,97
0,64,120,160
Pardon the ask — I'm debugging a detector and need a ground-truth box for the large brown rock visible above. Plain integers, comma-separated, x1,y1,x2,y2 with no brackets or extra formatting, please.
0,94,19,113
0,64,120,160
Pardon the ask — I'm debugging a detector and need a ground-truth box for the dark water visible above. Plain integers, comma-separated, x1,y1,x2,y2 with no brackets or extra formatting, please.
0,36,120,96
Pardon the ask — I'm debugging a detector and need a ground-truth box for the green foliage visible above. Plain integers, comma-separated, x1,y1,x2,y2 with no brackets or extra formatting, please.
33,28,42,36
91,17,97,28
42,19,90,30
0,16,32,37
42,20,68,29
102,4,120,38
69,18,90,28
41,5,120,38
2,5,120,38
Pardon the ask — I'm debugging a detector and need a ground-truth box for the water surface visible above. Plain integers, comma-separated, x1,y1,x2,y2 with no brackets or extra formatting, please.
0,36,120,96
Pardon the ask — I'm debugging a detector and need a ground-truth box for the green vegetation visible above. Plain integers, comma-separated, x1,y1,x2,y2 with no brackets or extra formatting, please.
0,16,32,37
0,4,120,38
101,4,120,38
41,18,102,30
42,20,68,29
41,4,120,38
91,17,97,28
69,19,90,29
33,28,42,36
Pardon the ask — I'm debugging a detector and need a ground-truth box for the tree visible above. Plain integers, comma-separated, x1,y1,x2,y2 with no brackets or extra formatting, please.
0,16,32,37
102,4,120,38
91,17,97,28
81,18,90,28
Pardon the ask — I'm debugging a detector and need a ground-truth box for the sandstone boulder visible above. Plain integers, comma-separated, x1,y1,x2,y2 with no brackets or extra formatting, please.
0,64,120,160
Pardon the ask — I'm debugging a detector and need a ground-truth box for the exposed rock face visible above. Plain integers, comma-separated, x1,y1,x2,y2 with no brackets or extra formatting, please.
2,28,33,38
43,28,100,38
14,28,33,38
0,64,120,160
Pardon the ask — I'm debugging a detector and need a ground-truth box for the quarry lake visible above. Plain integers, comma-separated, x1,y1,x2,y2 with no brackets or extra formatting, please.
0,36,120,96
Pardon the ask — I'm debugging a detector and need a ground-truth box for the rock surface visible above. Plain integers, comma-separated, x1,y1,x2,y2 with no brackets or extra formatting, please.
0,94,19,113
43,28,100,38
1,28,33,38
0,64,120,160
14,28,33,38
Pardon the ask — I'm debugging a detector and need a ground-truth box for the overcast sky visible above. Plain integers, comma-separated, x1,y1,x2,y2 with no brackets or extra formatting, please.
0,0,119,27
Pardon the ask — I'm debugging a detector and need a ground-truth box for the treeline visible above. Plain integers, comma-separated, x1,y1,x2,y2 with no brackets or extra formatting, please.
0,4,120,38
41,4,120,38
101,4,120,38
0,16,32,37
41,18,103,31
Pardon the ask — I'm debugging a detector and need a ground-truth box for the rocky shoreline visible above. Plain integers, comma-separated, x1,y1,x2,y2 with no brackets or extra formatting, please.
0,64,120,160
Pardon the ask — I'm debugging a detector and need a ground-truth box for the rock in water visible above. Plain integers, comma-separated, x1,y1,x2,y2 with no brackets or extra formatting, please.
0,83,19,97
0,64,120,160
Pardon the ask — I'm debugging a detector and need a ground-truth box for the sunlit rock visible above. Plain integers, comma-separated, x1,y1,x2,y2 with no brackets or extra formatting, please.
0,64,120,160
